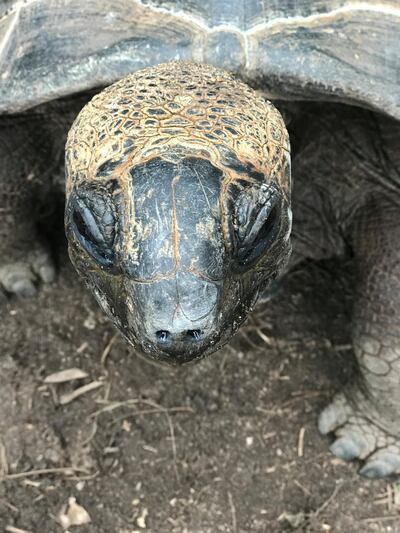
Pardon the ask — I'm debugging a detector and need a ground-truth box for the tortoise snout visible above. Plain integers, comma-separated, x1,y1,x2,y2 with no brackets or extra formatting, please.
125,272,222,363
148,323,218,362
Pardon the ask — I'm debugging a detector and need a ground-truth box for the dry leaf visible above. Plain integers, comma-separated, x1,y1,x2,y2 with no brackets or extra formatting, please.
44,368,88,384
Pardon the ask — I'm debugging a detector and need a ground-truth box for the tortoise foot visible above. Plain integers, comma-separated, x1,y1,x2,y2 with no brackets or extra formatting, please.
319,391,400,478
0,242,55,298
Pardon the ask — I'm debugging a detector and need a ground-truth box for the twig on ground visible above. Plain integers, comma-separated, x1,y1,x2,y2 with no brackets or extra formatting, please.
5,526,33,533
67,471,100,482
1,466,91,481
362,515,400,523
374,483,400,511
166,410,180,483
59,381,103,405
90,398,193,418
2,500,19,513
239,330,263,351
294,480,312,496
80,419,98,446
312,484,343,518
0,440,8,476
256,328,273,345
298,427,305,457
228,491,237,533
100,332,119,370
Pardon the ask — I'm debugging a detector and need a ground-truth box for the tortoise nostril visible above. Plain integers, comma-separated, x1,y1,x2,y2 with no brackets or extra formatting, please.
154,329,203,344
186,329,202,341
155,330,170,343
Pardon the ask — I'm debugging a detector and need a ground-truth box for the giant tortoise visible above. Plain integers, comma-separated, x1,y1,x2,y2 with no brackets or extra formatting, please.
1,0,400,479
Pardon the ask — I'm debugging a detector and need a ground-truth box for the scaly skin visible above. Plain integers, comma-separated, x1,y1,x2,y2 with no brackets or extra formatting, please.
319,199,400,478
66,62,290,199
290,105,400,477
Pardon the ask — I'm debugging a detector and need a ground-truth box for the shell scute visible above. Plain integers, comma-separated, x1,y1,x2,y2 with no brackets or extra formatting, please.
66,61,290,200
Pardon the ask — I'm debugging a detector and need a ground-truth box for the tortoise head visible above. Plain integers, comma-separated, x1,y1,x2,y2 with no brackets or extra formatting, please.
65,62,292,365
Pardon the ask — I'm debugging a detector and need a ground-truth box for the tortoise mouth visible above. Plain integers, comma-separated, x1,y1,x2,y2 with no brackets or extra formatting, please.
127,312,243,366
136,330,225,365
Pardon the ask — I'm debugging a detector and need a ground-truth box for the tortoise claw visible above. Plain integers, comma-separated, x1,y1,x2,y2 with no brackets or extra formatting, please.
0,243,55,298
329,436,363,462
318,392,349,435
319,390,400,478
359,451,400,478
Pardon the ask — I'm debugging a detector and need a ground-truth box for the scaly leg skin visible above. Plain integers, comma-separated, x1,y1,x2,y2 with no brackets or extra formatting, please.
0,115,56,298
319,199,400,478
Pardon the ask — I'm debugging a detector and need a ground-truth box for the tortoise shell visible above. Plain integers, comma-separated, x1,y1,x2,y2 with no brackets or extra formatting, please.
0,0,399,118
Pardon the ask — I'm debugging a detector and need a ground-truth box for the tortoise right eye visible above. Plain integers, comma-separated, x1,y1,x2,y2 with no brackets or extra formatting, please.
231,185,283,271
70,195,117,269
235,202,281,268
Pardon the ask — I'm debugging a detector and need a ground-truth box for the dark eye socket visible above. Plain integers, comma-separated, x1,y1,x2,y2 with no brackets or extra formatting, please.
73,209,100,246
232,190,282,269
70,196,117,269
236,203,280,266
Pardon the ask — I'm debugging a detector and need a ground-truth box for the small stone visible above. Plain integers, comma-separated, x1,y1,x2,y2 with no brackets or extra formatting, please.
83,313,96,330
136,508,148,529
363,354,389,375
57,496,91,529
246,436,254,447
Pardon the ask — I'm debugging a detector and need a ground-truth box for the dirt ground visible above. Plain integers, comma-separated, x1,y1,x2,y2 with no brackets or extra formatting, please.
1,233,400,531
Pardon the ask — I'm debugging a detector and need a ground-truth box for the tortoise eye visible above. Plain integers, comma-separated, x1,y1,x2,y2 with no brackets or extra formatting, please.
70,194,117,269
236,203,280,266
233,189,282,269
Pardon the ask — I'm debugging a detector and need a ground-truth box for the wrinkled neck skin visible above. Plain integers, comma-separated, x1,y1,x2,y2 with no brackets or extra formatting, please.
65,62,292,365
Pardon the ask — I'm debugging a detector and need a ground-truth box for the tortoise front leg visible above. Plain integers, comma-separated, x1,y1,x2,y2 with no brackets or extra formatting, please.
0,116,56,298
319,198,400,478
